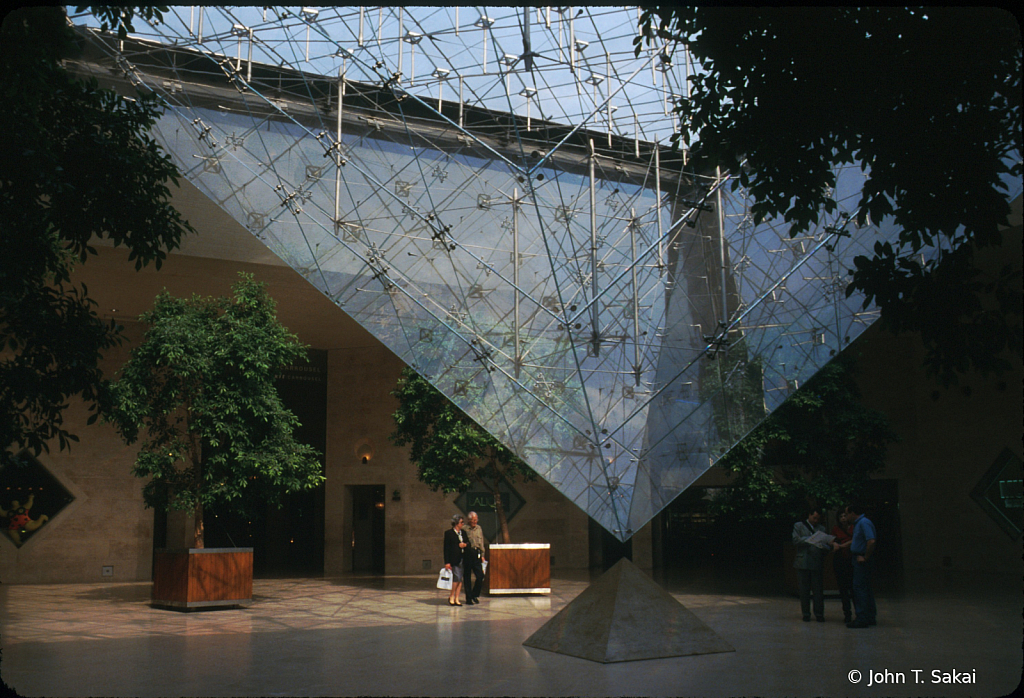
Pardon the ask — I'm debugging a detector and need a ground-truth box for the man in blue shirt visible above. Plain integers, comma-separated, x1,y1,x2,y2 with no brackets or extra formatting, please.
845,503,877,628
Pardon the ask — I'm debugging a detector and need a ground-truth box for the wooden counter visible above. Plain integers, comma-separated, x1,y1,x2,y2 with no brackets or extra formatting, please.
487,543,550,595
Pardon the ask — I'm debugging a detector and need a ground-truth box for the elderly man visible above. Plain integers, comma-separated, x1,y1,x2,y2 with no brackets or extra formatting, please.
462,511,487,605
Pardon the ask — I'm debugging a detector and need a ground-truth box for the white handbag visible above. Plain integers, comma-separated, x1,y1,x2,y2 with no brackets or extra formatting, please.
437,567,453,590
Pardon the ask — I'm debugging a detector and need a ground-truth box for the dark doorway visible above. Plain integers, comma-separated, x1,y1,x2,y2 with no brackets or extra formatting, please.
203,488,323,577
589,517,633,571
351,485,385,573
195,350,327,578
659,486,716,573
657,486,787,593
863,479,903,594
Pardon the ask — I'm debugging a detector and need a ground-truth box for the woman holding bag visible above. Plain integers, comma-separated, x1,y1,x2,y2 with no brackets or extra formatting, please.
443,514,468,606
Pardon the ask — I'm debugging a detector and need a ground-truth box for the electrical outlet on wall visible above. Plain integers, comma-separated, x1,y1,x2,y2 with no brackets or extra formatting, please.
422,559,431,570
101,566,113,577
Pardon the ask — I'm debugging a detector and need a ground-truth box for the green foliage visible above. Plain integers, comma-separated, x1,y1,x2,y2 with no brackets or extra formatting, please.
708,354,897,523
77,5,169,40
390,367,536,541
699,337,767,450
1,7,194,466
107,274,324,542
637,8,1022,385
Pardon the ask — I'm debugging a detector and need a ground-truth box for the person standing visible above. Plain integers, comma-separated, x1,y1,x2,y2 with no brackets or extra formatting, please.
845,503,877,628
792,507,830,622
462,511,487,605
831,509,855,623
443,514,468,606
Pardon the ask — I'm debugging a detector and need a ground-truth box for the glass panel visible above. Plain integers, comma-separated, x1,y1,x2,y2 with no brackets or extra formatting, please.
70,8,1023,541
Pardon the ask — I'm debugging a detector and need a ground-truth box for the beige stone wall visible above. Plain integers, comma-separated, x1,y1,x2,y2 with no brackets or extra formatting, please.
853,320,1023,577
3,264,604,583
852,216,1023,579
324,343,409,575
21,214,1018,585
0,323,153,584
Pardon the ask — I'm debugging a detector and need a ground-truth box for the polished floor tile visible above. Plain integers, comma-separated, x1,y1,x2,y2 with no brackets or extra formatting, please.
1,572,1020,697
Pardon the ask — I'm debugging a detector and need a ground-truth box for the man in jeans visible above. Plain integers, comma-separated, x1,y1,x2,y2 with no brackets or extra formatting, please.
845,503,877,628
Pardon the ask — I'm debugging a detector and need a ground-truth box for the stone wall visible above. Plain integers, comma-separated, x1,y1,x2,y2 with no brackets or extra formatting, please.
852,214,1023,583
0,323,153,584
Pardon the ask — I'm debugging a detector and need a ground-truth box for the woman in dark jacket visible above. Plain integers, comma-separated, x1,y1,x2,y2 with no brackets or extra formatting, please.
443,514,468,606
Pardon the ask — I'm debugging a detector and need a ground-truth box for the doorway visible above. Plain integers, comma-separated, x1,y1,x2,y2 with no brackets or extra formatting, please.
863,478,903,593
203,487,323,577
350,485,385,573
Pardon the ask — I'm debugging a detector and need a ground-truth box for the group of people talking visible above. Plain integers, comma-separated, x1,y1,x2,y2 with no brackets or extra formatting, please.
793,503,877,628
443,503,878,622
442,511,487,606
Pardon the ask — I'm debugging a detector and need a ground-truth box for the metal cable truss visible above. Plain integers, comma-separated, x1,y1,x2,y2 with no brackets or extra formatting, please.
67,7,929,541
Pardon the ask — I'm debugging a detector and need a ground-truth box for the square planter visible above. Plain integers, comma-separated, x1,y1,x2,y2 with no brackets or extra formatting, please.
487,543,550,595
152,548,253,610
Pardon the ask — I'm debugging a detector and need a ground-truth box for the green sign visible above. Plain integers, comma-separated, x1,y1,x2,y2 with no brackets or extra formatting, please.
454,478,525,542
466,492,510,512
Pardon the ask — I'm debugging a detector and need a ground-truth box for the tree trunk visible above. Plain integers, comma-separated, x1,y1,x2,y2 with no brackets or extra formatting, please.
192,443,204,548
193,499,204,548
494,488,511,543
482,465,511,543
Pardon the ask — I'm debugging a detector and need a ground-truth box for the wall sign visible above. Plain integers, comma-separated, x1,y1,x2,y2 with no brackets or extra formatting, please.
0,452,75,547
454,477,525,543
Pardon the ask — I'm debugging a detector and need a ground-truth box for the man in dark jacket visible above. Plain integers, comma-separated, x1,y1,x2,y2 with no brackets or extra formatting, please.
792,507,831,622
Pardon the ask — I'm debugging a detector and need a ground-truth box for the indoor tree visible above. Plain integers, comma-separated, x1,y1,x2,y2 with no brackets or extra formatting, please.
107,273,324,548
1,6,194,467
390,367,536,543
707,353,898,523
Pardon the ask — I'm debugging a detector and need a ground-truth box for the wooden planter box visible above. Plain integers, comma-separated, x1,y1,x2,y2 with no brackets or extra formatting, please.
487,543,550,595
152,548,253,610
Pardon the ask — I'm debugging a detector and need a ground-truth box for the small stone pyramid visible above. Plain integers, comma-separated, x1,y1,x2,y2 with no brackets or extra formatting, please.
523,558,735,663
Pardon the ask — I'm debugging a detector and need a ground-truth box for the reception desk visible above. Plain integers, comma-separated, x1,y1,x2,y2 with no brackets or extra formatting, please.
487,543,550,595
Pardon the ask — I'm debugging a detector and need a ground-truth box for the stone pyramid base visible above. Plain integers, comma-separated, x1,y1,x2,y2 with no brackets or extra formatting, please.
523,558,735,663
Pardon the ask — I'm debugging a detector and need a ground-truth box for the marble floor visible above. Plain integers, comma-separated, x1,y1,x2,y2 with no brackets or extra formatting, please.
1,571,1020,697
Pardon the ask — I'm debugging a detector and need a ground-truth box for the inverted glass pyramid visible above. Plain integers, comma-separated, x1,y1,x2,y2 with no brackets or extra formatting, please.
72,7,930,541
